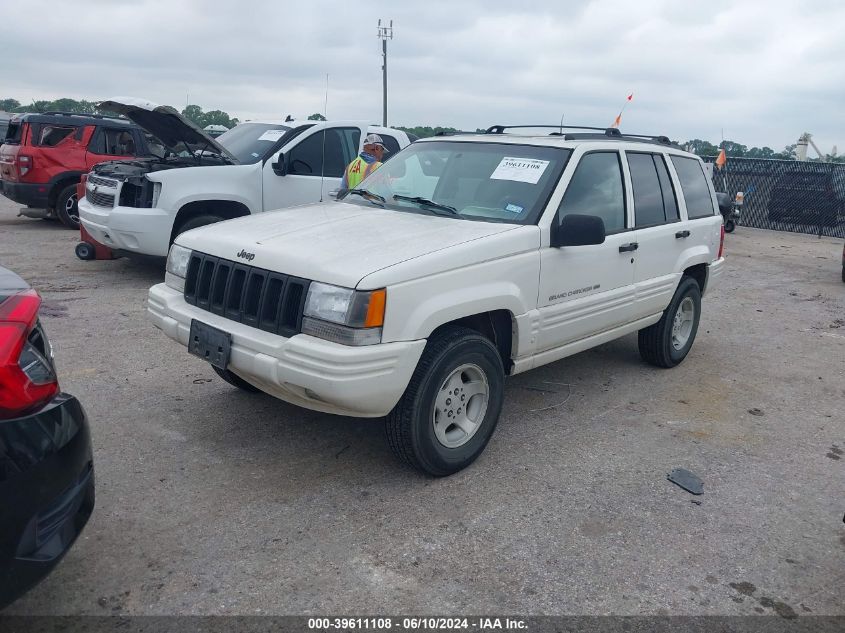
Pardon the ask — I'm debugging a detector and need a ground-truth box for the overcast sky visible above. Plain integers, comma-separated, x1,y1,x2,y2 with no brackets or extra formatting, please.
2,0,843,152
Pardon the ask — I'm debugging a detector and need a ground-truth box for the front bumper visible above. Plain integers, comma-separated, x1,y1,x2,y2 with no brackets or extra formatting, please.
0,394,95,609
79,197,173,257
0,181,49,209
148,283,426,417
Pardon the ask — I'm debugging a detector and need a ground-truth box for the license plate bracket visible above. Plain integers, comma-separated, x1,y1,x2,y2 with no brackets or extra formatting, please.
189,319,231,370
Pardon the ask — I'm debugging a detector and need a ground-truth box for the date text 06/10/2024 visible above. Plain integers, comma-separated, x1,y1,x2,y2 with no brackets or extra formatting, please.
307,617,528,630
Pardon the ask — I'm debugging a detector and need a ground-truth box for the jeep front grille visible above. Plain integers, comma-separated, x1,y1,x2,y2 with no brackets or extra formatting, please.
183,252,310,337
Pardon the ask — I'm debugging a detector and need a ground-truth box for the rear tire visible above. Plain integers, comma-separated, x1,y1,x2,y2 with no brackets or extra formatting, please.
56,184,80,229
75,242,96,260
212,366,261,393
175,214,224,239
638,276,702,368
724,219,735,233
385,326,504,476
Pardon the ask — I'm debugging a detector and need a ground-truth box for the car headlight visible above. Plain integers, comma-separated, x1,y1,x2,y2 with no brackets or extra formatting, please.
165,243,192,291
302,282,386,346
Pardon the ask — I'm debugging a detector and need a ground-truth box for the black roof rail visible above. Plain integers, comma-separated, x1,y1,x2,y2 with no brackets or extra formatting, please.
485,124,681,149
40,111,126,121
485,124,609,134
433,130,485,137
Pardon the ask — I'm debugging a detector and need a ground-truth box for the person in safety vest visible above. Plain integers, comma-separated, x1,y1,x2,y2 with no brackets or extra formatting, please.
340,133,389,193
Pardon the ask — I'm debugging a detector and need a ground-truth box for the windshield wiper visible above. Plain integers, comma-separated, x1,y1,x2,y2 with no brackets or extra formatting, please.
347,188,386,205
392,195,459,216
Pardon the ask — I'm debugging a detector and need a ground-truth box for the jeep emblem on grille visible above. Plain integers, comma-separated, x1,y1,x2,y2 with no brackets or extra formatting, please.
237,249,256,262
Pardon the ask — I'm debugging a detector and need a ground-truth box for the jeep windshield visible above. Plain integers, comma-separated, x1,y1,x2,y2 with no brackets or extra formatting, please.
216,123,293,164
343,141,571,224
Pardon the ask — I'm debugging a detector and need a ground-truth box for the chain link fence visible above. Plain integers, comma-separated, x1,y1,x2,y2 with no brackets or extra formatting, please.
701,156,845,238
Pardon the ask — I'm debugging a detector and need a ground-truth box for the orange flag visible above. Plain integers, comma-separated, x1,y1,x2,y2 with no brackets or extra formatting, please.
612,113,622,128
715,148,727,170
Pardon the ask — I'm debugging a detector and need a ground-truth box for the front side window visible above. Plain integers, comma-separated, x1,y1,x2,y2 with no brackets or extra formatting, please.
346,140,570,224
557,152,626,233
671,156,715,219
287,127,359,178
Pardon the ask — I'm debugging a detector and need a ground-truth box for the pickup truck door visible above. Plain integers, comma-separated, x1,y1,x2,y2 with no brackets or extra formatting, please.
624,151,686,319
262,124,363,211
536,150,637,351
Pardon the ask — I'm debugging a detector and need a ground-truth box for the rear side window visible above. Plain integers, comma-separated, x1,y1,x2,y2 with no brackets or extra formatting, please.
35,125,77,147
4,121,22,144
654,155,679,221
671,156,715,219
558,151,626,233
628,153,665,227
377,134,401,158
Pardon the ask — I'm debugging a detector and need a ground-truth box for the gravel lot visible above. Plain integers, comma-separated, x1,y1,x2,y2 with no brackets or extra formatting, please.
1,196,843,617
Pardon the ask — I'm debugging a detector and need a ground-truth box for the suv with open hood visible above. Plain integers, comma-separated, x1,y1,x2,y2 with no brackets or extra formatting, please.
148,124,726,476
77,97,411,258
0,111,153,228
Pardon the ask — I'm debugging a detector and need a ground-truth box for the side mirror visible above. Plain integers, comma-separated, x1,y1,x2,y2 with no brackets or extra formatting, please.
552,214,606,247
271,152,287,176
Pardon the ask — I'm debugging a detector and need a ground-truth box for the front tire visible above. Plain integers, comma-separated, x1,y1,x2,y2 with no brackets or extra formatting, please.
56,184,80,229
638,276,702,368
386,326,504,476
174,214,224,239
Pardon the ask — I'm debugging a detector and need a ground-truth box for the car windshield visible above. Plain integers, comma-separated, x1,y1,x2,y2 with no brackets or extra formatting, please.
343,140,571,224
217,123,293,164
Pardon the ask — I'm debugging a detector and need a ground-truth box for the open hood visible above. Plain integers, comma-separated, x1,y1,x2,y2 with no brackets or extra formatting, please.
97,97,238,164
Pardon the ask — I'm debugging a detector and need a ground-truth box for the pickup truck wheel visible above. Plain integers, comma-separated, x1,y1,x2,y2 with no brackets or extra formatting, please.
638,276,701,368
56,184,80,229
212,366,261,393
176,214,224,237
385,326,504,476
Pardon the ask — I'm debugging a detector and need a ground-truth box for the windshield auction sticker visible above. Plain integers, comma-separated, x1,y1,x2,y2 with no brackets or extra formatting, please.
490,157,550,184
257,129,288,142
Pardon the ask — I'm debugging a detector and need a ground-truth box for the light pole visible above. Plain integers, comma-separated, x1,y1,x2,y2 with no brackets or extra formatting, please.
377,19,393,127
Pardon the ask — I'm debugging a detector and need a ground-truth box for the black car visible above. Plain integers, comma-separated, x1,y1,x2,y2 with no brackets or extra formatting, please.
0,266,94,609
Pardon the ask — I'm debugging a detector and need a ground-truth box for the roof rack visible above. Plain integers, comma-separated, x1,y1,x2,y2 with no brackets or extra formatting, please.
433,130,484,137
39,111,127,121
484,124,679,148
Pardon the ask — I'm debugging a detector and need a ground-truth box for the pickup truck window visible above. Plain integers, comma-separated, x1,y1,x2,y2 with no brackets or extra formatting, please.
557,151,626,233
216,123,292,164
349,141,570,224
288,127,359,178
671,156,715,219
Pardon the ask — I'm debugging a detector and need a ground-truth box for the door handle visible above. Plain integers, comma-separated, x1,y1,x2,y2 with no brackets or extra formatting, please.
675,230,691,238
618,242,639,253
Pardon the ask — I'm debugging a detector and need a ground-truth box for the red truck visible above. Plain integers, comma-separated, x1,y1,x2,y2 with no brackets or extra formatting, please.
0,112,155,229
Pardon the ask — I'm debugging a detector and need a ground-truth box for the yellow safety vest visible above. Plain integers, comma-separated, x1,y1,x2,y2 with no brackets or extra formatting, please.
344,156,382,190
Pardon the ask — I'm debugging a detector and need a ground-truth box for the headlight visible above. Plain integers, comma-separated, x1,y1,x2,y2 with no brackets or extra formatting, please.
302,282,386,346
165,244,192,291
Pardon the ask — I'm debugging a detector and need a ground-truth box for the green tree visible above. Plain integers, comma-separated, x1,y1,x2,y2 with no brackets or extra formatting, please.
745,146,776,159
683,139,719,156
181,104,205,126
773,144,797,160
0,98,20,112
719,140,747,157
395,125,460,139
203,110,238,128
307,113,326,121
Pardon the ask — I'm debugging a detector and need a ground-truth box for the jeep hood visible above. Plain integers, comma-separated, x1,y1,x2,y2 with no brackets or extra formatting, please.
98,97,237,163
174,202,522,288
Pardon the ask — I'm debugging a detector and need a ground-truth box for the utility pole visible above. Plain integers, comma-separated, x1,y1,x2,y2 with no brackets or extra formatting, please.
377,19,393,127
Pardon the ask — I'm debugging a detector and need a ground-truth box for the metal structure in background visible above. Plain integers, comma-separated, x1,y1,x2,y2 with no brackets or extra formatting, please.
703,156,845,238
377,19,393,127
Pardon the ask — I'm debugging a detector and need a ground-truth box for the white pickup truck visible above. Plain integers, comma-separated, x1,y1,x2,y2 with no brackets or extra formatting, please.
148,125,725,476
77,97,411,258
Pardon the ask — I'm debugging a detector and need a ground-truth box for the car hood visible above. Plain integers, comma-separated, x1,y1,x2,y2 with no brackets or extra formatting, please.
175,202,521,288
98,97,237,163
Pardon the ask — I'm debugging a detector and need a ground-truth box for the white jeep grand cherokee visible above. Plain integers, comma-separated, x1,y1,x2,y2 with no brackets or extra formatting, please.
148,125,725,476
